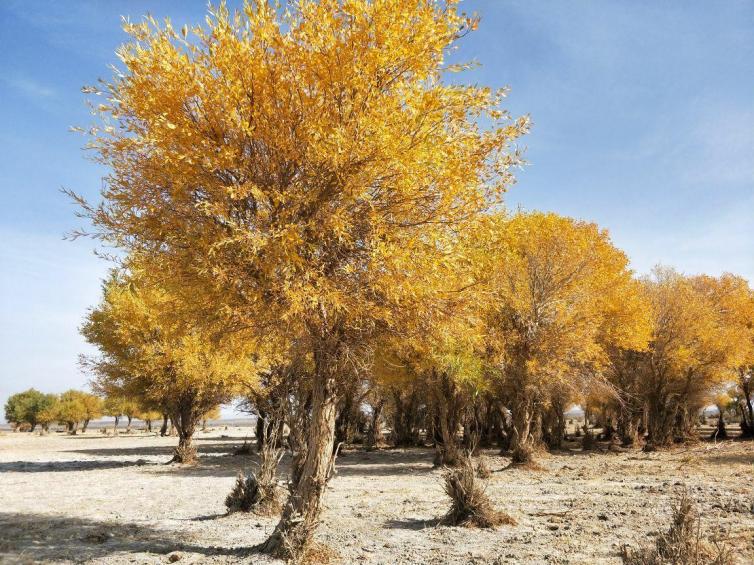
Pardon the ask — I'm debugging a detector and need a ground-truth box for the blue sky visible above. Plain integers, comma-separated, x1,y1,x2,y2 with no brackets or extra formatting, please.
1,1,753,416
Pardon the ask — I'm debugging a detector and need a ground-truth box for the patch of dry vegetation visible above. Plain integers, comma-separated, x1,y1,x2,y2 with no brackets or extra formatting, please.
621,489,734,565
442,458,516,528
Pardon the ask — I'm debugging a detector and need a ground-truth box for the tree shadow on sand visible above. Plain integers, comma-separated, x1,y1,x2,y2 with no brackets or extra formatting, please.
332,448,436,477
0,512,255,563
384,517,441,530
69,442,235,458
0,460,155,473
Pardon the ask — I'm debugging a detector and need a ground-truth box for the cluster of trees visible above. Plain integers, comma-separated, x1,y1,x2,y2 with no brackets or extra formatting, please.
2,388,202,434
66,0,754,559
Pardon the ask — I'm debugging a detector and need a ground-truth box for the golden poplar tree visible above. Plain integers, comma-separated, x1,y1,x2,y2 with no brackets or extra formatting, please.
82,272,261,461
70,1,527,556
481,212,650,463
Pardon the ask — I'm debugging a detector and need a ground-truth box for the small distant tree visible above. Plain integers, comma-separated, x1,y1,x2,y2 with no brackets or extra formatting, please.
201,406,222,431
103,395,126,432
82,273,261,463
139,408,162,432
57,390,89,434
639,270,742,449
4,389,57,432
120,398,140,432
37,399,60,432
80,393,104,433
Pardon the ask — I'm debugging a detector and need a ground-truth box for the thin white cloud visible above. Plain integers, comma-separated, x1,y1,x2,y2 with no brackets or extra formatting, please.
5,77,57,99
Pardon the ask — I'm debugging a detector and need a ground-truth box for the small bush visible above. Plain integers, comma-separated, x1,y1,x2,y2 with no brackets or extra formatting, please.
621,488,733,565
171,444,198,465
442,458,515,528
475,456,492,479
225,471,281,515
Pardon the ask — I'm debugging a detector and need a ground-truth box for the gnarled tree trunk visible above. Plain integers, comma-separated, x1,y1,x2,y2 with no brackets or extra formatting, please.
259,354,338,561
510,395,536,464
170,400,198,464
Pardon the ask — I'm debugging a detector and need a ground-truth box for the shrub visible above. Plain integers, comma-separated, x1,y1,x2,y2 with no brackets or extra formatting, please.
225,471,281,516
442,458,515,528
475,456,492,479
621,489,733,565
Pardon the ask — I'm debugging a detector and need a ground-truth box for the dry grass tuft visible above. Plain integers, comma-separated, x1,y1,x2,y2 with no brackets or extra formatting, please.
171,444,198,465
475,456,492,479
621,488,733,565
442,458,516,528
225,471,282,515
298,541,339,565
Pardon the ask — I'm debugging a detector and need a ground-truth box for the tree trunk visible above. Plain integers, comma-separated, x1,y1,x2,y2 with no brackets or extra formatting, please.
126,415,133,432
259,357,338,560
365,399,384,451
740,376,754,438
510,395,535,464
546,399,566,450
113,415,120,432
334,392,355,449
430,371,463,466
82,419,90,433
256,409,268,452
160,413,169,436
617,412,640,446
644,391,677,451
390,388,422,447
170,401,198,464
146,419,153,432
712,410,727,440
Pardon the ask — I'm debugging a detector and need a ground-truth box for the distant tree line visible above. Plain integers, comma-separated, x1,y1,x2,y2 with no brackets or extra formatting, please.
3,388,221,435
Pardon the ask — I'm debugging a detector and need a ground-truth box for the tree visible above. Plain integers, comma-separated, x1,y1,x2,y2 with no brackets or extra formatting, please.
79,393,104,433
37,399,60,432
103,395,126,432
638,269,738,449
82,273,261,462
481,212,651,463
121,398,141,432
57,390,89,434
201,406,222,431
698,274,754,437
70,1,527,557
4,389,58,432
139,408,162,432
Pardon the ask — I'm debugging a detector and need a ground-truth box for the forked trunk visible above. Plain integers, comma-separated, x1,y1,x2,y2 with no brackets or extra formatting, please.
170,403,198,464
82,419,90,433
259,361,338,560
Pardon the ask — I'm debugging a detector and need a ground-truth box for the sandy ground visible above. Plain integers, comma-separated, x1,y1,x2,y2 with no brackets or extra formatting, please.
0,428,753,564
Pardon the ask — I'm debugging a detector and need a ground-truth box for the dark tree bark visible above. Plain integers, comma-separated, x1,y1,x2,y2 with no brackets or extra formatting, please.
160,413,169,436
365,398,384,451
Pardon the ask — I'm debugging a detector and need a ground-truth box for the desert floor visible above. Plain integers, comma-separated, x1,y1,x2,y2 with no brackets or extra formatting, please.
0,428,753,564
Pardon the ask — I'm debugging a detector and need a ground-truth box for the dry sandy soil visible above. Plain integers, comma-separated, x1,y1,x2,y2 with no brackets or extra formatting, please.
1,427,753,564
